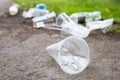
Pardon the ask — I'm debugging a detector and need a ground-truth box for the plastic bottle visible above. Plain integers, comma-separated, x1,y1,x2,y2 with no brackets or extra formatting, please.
70,11,101,24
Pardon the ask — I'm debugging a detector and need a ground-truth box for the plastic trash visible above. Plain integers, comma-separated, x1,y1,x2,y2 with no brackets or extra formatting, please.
9,3,20,16
70,11,101,23
46,36,90,74
56,12,73,27
36,3,47,10
32,12,56,22
86,18,114,33
22,8,49,18
56,12,90,38
32,12,61,30
33,21,61,30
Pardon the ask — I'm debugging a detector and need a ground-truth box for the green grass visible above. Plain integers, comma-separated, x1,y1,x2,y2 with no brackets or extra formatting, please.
14,0,120,32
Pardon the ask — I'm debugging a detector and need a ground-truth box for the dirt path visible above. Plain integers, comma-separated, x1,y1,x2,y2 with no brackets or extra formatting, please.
0,14,120,80
0,0,12,16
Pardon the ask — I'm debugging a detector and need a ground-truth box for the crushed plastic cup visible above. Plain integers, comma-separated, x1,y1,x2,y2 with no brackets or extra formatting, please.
33,21,61,30
86,18,114,33
70,11,101,23
9,3,20,16
46,36,90,74
32,12,59,30
22,8,49,18
101,19,114,33
56,12,90,38
56,12,73,27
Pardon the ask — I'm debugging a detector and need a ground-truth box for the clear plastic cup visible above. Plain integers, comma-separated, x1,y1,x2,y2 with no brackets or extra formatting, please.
56,12,73,27
46,36,90,74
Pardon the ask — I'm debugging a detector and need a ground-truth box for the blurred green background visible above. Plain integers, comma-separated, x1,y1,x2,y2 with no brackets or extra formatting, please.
14,0,120,32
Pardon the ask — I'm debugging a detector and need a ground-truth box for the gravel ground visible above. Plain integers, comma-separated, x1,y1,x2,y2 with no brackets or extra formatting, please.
0,13,120,80
0,0,12,16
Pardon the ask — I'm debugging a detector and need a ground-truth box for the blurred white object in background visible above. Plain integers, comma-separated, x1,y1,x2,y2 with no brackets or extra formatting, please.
9,3,20,16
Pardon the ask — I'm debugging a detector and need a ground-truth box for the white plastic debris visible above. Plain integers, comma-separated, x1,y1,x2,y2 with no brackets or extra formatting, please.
56,12,73,27
32,12,61,30
70,11,101,23
62,22,90,38
56,12,90,38
33,22,45,28
32,12,56,22
33,21,60,30
86,18,114,33
9,3,20,16
46,36,90,74
22,8,49,18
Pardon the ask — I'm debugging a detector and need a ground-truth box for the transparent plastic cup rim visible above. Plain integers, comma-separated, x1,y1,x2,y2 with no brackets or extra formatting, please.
57,36,90,74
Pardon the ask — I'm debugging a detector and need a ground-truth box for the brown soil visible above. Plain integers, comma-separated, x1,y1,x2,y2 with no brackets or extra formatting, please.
0,13,120,80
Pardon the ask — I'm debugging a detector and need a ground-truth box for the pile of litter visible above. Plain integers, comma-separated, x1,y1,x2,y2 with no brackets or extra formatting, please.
9,3,114,38
9,3,114,74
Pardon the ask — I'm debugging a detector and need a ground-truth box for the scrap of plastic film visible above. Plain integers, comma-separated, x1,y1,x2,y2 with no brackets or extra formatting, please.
86,18,114,33
46,36,90,74
22,8,49,18
56,12,90,38
22,3,49,18
70,11,101,23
